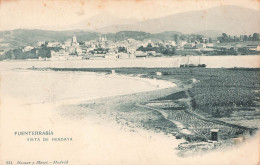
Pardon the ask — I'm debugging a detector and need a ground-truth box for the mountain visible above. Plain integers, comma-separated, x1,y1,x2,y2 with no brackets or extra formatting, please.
0,29,185,49
73,12,138,30
96,5,260,35
17,5,259,35
0,29,99,48
45,12,139,31
33,12,139,31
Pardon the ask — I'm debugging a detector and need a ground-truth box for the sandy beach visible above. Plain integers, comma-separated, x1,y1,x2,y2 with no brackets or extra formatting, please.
1,85,258,165
0,64,259,165
1,0,260,164
0,67,181,165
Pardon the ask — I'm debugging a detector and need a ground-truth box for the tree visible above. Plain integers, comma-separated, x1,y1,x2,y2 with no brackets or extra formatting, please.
187,35,191,43
252,33,260,41
248,35,252,41
118,47,127,53
147,43,152,47
228,35,232,42
180,35,186,41
38,46,51,58
209,37,213,43
173,34,179,43
195,35,203,43
218,33,229,43
243,35,248,42
13,49,23,59
233,36,239,42
2,50,13,59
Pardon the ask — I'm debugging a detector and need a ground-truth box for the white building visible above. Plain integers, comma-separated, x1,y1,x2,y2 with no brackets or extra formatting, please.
47,42,61,47
179,41,188,47
51,49,69,56
257,45,260,51
65,36,80,54
98,36,107,42
72,36,77,43
37,41,45,47
22,46,34,52
206,43,214,48
50,49,70,60
118,52,130,59
167,41,176,46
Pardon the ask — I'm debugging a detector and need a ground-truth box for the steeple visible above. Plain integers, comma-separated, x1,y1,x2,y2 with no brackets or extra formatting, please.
72,36,77,44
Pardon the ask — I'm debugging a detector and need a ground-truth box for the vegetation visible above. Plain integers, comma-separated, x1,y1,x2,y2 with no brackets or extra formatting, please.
157,91,188,101
217,33,260,43
39,67,259,145
118,46,127,53
91,47,109,54
0,45,59,60
187,69,259,117
137,44,176,56
45,67,260,120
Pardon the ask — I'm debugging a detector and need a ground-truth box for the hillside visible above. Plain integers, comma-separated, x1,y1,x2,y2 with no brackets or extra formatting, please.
0,30,184,48
0,29,99,48
106,31,182,41
97,5,260,35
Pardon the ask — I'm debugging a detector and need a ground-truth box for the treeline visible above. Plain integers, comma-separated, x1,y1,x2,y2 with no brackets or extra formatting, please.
136,44,176,55
171,34,212,43
0,45,60,60
217,33,260,43
202,48,260,56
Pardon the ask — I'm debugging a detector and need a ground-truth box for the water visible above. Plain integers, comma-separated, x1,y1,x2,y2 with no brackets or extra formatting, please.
1,55,258,104
0,67,174,106
1,55,259,69
0,59,259,165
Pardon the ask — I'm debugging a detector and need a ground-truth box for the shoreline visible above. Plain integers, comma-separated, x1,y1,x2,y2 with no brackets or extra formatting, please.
1,66,259,164
49,67,259,157
1,55,260,69
1,68,176,106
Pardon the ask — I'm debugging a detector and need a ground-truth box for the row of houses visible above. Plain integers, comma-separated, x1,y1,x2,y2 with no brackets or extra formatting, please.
2,35,259,60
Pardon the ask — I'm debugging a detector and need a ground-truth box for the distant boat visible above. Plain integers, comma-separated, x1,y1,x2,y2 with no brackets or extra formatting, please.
180,56,206,68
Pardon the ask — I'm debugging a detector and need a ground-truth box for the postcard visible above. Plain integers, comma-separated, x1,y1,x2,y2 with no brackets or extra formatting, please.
0,0,259,165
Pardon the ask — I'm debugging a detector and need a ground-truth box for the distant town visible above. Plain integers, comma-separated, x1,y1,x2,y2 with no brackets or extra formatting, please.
0,31,259,61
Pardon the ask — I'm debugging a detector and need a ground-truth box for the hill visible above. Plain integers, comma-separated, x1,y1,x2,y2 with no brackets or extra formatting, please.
0,30,184,48
97,5,260,35
106,31,182,41
0,29,99,48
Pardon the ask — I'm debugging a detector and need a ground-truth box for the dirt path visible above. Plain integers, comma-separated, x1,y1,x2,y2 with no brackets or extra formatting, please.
136,103,193,135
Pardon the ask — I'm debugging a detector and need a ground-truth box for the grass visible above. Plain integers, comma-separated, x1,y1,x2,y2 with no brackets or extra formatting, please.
156,91,188,101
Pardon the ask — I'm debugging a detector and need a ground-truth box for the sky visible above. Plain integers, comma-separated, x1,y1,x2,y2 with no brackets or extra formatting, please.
0,0,259,30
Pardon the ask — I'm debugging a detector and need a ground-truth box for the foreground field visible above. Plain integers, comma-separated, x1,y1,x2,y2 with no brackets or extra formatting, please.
43,67,260,154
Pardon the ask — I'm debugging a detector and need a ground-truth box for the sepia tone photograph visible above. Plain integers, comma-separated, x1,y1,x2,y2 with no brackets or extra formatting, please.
0,0,259,164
